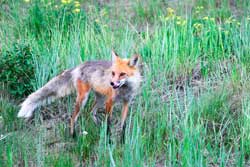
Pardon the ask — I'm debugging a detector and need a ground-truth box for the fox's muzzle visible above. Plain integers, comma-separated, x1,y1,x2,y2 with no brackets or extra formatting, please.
110,81,120,89
110,80,125,89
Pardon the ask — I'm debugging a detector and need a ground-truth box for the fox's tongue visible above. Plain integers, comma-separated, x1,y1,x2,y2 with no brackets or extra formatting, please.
113,83,120,89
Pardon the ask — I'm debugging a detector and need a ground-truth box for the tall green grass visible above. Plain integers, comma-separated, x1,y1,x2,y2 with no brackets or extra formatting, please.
1,0,250,166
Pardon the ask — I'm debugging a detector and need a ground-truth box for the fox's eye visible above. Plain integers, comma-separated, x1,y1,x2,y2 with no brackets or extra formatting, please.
112,71,115,76
120,72,126,77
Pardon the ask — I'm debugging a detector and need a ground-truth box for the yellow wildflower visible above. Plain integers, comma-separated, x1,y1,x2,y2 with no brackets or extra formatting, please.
176,21,181,25
75,3,80,7
95,18,100,23
225,17,240,25
176,19,186,26
193,23,203,31
225,17,233,24
74,1,80,7
167,7,175,16
195,6,204,14
73,8,80,13
203,16,209,20
196,6,204,10
61,0,72,4
163,7,175,21
24,0,30,2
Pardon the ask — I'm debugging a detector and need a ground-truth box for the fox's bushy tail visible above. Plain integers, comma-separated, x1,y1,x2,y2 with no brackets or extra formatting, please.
18,69,76,118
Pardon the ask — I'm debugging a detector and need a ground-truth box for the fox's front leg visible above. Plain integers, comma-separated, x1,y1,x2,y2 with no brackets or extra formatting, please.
105,97,113,141
70,80,90,137
121,101,129,143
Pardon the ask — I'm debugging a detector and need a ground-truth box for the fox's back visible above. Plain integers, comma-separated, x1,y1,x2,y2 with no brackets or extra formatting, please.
79,60,112,74
74,60,111,81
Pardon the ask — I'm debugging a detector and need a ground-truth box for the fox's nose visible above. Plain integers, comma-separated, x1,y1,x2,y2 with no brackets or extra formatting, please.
110,82,114,86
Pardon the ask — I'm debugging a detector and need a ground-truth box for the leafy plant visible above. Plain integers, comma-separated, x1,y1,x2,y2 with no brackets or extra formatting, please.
0,43,36,98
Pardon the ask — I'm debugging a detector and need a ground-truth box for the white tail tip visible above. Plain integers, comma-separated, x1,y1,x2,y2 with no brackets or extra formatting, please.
17,102,36,118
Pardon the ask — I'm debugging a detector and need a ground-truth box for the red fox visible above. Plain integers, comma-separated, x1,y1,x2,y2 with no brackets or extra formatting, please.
17,50,142,140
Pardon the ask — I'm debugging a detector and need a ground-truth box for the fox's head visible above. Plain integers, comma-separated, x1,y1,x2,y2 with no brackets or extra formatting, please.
110,50,141,89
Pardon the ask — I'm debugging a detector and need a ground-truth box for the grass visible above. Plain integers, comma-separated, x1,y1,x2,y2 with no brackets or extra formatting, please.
1,0,250,166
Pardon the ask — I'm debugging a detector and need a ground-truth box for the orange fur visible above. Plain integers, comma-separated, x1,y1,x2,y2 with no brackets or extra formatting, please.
70,79,90,135
92,85,112,96
113,58,136,76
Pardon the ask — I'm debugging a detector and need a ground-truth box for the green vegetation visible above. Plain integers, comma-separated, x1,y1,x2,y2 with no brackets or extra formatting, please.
0,43,36,98
0,0,250,166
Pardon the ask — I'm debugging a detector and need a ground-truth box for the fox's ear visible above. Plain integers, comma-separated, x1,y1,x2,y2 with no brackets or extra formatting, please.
129,54,140,67
111,50,119,62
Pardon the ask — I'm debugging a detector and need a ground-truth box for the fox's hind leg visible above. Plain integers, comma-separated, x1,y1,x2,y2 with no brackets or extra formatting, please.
91,93,105,125
121,101,129,143
70,79,90,136
91,101,100,125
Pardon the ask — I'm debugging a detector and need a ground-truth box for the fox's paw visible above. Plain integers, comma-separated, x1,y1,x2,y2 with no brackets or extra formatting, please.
92,113,105,125
69,125,77,138
92,114,100,125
